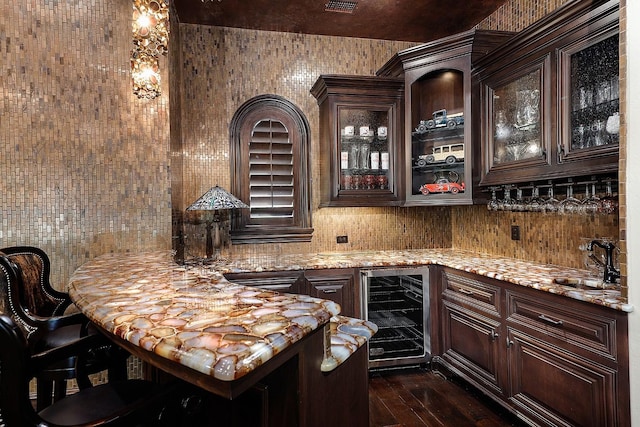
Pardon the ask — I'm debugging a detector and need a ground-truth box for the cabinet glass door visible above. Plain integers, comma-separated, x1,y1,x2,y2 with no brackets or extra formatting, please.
561,33,619,159
338,107,391,193
491,68,543,165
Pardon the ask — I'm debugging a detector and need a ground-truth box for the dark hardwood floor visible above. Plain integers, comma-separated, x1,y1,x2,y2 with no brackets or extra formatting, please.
369,367,526,427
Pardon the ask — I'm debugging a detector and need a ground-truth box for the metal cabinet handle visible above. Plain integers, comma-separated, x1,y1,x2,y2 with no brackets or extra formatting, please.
506,337,514,348
321,288,338,294
458,288,474,295
538,314,563,326
490,329,499,341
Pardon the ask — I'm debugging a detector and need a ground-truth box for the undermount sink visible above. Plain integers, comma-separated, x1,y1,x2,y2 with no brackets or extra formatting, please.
552,276,605,289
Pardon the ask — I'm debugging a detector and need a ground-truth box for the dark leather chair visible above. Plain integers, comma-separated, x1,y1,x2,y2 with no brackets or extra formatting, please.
0,313,179,426
0,247,127,410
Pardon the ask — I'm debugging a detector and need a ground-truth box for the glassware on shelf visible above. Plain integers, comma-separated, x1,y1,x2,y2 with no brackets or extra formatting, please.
376,174,388,190
349,144,359,169
358,143,370,170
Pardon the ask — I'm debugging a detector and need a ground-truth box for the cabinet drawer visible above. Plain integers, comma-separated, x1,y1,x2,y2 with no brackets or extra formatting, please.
506,290,617,361
441,269,501,317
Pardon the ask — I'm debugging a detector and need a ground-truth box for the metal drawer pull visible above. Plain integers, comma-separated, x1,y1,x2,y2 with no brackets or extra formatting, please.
538,314,563,326
458,288,474,295
321,289,338,294
490,329,499,341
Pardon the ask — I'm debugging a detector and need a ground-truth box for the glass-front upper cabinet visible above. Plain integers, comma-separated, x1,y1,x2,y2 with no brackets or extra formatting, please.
479,58,551,187
559,31,619,162
491,68,544,165
338,107,391,194
476,0,619,186
377,29,513,206
311,75,404,207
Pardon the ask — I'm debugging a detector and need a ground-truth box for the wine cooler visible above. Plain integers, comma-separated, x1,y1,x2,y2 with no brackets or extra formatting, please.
361,268,430,369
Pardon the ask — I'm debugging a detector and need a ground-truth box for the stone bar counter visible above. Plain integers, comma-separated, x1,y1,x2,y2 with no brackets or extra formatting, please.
68,247,631,426
220,248,633,312
68,250,376,427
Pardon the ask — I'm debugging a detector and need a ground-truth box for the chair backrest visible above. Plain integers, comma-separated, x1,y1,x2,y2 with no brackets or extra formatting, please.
0,313,43,426
0,253,36,339
0,246,69,317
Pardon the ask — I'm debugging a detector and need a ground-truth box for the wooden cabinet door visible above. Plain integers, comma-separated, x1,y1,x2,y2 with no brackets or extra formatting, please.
507,328,618,427
440,300,505,397
304,269,358,318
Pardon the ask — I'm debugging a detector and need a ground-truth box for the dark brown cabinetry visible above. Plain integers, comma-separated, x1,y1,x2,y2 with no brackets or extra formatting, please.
310,75,404,207
377,29,512,206
433,267,630,427
437,268,505,396
224,268,360,317
304,269,359,318
475,0,619,186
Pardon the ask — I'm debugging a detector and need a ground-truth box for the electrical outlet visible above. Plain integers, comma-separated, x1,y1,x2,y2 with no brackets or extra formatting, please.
336,235,348,244
511,225,521,241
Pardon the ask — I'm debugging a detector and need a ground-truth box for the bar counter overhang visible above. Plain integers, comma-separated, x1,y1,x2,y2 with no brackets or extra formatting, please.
67,251,376,402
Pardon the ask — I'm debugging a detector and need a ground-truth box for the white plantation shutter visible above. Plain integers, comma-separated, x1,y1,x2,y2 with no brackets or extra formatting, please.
249,120,295,220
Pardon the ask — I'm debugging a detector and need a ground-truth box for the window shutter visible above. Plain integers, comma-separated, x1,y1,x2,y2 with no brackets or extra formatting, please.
249,119,295,221
230,94,313,244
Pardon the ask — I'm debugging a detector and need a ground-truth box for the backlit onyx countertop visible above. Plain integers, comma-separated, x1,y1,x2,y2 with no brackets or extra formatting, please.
68,251,378,384
68,248,631,385
219,248,633,313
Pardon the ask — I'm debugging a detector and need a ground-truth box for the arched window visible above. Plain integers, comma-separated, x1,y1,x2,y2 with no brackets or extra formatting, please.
230,95,313,243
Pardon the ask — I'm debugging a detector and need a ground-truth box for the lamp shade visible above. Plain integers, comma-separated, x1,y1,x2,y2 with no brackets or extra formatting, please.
186,186,249,211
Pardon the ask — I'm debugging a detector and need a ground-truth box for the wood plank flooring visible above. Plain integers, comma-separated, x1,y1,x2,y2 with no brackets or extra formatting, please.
369,367,526,427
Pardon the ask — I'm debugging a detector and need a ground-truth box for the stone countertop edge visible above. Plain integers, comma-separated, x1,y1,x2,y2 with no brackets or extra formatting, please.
217,248,633,313
321,315,378,372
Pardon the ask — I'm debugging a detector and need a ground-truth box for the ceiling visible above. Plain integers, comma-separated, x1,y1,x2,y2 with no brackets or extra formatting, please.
173,0,510,43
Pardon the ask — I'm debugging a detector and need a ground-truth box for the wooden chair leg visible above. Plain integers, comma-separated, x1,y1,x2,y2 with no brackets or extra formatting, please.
36,379,54,411
53,379,68,403
76,372,93,389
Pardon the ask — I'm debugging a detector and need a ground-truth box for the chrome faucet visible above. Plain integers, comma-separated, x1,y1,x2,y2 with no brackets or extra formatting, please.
587,240,620,284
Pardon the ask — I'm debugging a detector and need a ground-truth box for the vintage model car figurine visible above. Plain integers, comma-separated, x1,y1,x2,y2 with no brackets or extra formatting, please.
419,179,465,195
415,109,464,133
415,143,465,167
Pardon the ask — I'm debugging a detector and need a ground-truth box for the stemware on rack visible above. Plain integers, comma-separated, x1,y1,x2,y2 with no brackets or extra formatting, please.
486,176,618,215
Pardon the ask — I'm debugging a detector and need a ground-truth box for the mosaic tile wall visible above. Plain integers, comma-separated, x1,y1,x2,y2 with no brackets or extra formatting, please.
0,0,173,287
618,0,627,296
177,4,621,272
476,0,572,31
174,24,454,259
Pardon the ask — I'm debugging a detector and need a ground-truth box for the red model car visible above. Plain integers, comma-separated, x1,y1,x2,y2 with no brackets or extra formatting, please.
419,179,465,195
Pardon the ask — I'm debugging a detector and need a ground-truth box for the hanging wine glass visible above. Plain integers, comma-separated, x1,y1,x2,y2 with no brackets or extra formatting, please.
543,183,559,214
558,181,581,215
488,187,500,211
581,181,601,215
527,185,545,212
513,187,526,212
599,179,619,215
501,185,515,211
